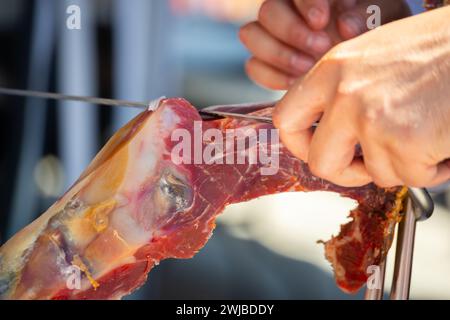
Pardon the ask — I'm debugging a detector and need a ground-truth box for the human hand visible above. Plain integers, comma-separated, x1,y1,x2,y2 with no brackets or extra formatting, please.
273,7,450,188
239,0,411,90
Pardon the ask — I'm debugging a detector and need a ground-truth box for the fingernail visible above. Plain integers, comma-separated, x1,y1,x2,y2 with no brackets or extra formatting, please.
342,14,364,36
290,55,315,73
308,7,322,24
306,33,332,53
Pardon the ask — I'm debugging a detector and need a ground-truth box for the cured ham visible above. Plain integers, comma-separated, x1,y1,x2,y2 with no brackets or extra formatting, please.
0,98,405,299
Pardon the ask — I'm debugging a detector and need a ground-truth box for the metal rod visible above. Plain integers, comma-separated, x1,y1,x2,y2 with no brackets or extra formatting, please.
390,198,416,300
364,258,387,300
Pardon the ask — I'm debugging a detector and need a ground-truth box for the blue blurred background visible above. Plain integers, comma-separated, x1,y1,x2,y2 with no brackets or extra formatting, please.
1,0,449,300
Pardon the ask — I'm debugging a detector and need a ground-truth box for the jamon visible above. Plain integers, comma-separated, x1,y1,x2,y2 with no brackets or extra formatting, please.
0,98,405,299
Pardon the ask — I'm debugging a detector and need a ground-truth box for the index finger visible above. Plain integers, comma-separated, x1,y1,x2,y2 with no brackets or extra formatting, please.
307,98,372,187
272,61,340,161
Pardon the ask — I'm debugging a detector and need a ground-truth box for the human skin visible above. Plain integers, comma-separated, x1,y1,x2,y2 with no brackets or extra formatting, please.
272,6,450,188
239,0,411,89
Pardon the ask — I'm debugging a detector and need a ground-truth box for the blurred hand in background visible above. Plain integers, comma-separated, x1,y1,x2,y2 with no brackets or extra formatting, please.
239,0,411,90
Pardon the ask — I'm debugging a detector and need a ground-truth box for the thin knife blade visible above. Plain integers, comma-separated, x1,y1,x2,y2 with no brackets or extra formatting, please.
0,87,150,109
0,87,274,124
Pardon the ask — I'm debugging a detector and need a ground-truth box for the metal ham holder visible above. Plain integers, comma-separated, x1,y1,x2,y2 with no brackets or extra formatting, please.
364,187,434,300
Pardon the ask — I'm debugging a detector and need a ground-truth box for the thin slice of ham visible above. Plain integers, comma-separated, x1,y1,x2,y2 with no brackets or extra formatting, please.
0,98,406,299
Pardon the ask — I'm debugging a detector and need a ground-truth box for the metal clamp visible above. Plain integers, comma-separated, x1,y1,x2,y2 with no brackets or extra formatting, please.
364,188,434,300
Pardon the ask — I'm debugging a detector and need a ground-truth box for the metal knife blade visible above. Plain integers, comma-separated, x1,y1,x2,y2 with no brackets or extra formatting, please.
0,87,150,108
0,87,274,124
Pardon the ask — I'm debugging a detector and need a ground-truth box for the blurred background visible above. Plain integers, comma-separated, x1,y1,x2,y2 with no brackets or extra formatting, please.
0,0,449,299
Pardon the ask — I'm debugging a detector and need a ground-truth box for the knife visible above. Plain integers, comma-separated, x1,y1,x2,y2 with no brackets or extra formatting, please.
0,87,274,124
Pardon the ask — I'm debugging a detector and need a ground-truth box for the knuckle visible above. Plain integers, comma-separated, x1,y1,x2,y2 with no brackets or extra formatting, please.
326,43,347,61
308,160,332,180
272,102,293,131
272,109,283,130
322,45,352,73
287,23,307,46
273,110,298,133
275,47,293,68
353,98,394,137
392,117,424,141
358,105,384,135
358,102,423,144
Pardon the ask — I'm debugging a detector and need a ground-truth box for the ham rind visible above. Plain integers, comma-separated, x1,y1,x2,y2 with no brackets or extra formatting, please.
0,98,405,299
